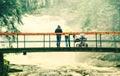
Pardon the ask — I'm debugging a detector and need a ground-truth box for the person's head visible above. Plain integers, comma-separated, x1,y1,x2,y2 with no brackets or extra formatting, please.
57,25,61,28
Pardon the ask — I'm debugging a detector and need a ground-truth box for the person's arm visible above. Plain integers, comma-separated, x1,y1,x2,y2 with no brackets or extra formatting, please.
55,29,57,33
61,29,63,33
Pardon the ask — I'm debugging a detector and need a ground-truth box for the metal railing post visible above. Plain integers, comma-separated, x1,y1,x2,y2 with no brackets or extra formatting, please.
17,34,18,48
43,34,45,48
73,38,75,47
23,34,26,55
24,35,26,48
9,39,10,48
49,34,51,47
113,34,117,48
100,34,102,48
95,33,98,50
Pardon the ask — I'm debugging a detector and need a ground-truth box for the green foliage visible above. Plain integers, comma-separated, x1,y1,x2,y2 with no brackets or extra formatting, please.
107,0,120,46
0,0,23,32
4,59,10,72
0,0,23,48
10,0,119,32
2,59,9,76
20,0,38,13
31,0,117,31
109,0,120,19
82,16,91,31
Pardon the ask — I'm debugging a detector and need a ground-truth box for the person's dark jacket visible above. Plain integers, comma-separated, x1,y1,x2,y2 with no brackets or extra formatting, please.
55,28,62,36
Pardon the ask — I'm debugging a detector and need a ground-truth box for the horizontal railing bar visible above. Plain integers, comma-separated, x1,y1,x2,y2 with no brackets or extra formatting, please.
0,32,120,36
0,40,120,43
87,40,120,42
0,40,60,42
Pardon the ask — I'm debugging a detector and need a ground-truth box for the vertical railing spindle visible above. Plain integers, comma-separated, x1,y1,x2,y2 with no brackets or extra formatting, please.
95,33,98,51
49,34,51,47
17,34,18,48
24,35,26,48
100,34,102,48
23,34,26,55
43,34,45,48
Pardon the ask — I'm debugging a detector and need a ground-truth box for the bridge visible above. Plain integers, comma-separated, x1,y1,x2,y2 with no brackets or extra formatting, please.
0,32,120,53
0,32,120,75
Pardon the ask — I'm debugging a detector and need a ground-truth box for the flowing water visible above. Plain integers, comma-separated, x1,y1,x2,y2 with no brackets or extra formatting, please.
5,15,120,76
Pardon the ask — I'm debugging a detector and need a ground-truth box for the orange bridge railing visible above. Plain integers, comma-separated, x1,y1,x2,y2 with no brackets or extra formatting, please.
0,32,120,48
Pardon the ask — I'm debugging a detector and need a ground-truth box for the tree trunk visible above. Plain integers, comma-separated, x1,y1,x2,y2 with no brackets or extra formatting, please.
0,53,4,76
0,53,8,76
45,0,49,7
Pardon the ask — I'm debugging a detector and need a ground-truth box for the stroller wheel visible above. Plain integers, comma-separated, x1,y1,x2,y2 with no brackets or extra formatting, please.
79,44,82,47
76,44,80,47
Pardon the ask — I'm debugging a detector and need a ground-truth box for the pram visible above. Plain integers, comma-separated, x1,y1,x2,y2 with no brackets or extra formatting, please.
74,34,88,47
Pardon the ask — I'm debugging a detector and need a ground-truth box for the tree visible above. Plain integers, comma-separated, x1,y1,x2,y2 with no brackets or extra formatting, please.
0,0,22,76
107,0,120,47
20,0,38,13
108,0,120,31
0,0,23,32
41,0,54,8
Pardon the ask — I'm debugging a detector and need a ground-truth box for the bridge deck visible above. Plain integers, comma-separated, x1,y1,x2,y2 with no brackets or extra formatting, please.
0,47,120,53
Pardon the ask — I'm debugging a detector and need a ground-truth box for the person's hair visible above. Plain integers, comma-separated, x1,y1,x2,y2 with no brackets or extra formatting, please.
57,25,61,28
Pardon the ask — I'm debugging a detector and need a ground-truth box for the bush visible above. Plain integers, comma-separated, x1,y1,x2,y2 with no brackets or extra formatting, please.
3,59,10,76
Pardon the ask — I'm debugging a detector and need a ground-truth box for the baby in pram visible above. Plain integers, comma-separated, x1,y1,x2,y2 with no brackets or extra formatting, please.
73,34,88,47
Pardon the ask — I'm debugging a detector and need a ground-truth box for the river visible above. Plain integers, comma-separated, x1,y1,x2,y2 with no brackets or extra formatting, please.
6,52,120,76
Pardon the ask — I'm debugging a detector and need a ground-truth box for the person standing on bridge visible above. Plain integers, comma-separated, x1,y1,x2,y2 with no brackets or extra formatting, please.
55,25,63,47
65,29,72,47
